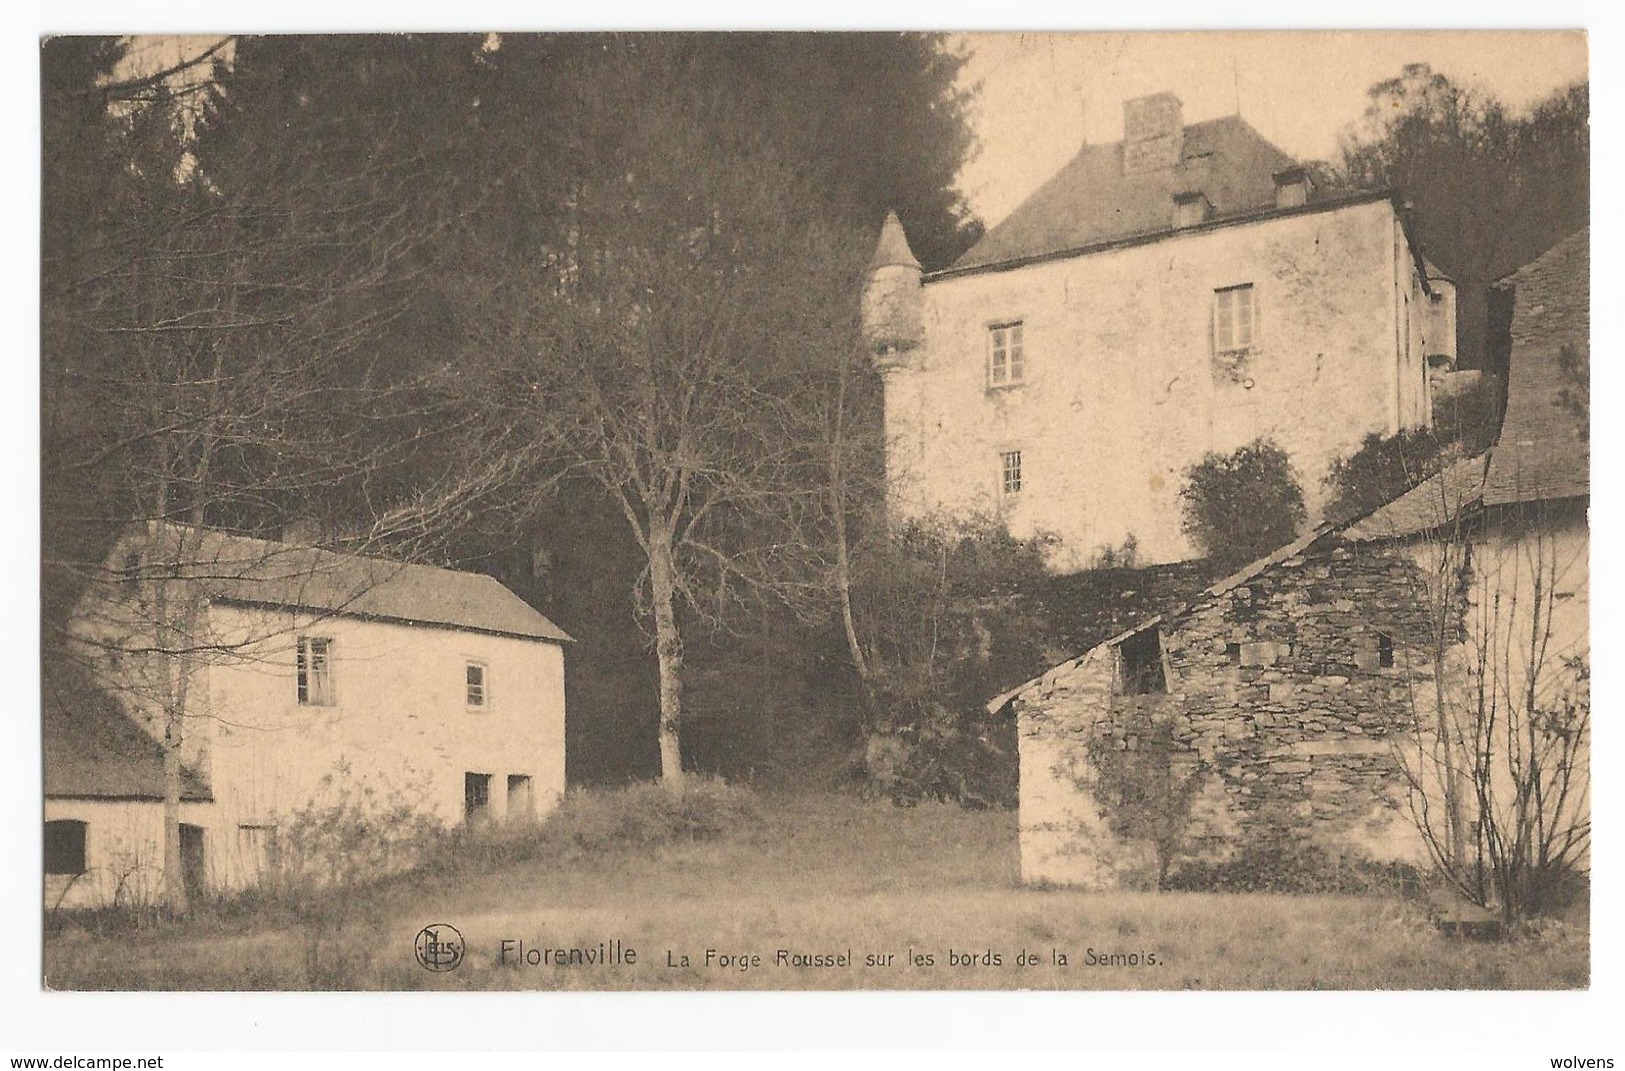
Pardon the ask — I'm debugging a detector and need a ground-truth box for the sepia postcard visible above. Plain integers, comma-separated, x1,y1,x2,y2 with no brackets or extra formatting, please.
32,28,1593,1031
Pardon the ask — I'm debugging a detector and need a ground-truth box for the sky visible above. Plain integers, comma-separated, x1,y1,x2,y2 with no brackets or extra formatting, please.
954,31,1589,226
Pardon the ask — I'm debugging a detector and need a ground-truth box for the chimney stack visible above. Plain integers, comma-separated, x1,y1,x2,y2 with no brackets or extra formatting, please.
1123,92,1184,175
1272,166,1314,210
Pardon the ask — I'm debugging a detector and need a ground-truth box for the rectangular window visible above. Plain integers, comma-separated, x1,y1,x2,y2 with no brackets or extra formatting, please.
1000,450,1023,495
465,772,492,824
1356,631,1397,672
1119,626,1167,695
296,637,334,706
45,819,87,875
1214,284,1256,354
988,322,1025,387
466,662,488,709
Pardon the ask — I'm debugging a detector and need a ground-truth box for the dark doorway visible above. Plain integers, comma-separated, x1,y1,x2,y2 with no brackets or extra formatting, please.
507,774,534,819
179,823,207,900
465,772,492,826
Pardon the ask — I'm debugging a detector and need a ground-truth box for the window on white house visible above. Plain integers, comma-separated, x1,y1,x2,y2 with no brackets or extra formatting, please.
988,322,1025,387
296,636,334,706
1000,450,1023,495
45,819,87,875
1214,284,1256,355
466,662,488,709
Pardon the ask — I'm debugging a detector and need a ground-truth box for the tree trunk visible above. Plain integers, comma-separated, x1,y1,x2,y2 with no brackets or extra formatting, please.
827,347,871,688
161,733,188,915
649,533,685,783
834,512,870,687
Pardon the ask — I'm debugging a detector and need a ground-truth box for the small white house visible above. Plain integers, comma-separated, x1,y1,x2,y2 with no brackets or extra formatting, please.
46,526,572,910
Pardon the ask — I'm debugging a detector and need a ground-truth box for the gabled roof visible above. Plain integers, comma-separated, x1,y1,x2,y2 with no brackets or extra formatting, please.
950,116,1300,273
986,523,1338,713
44,659,211,802
122,526,572,643
1484,228,1589,506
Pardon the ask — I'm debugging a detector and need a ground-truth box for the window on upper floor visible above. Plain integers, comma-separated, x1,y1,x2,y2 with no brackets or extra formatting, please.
466,661,488,709
296,636,334,706
1214,283,1256,356
1000,449,1023,496
45,819,87,875
1119,626,1167,695
988,322,1025,387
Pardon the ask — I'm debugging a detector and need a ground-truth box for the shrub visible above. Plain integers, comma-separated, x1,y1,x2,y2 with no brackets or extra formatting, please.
1321,427,1460,525
1163,844,1426,897
272,762,447,889
536,776,763,856
869,697,1017,810
1433,372,1504,453
1083,714,1211,889
1179,438,1306,569
1323,375,1502,525
851,514,1050,809
431,776,765,870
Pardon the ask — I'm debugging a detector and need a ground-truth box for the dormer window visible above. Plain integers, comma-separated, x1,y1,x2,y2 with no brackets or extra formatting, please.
1214,284,1255,356
988,322,1025,387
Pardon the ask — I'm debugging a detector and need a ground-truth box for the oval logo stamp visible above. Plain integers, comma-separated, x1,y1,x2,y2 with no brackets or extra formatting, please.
414,923,466,972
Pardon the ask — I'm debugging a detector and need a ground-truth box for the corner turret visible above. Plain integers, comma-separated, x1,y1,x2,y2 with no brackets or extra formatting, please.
861,211,924,371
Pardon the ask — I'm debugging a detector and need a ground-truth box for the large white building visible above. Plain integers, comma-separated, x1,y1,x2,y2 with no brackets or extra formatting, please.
45,526,571,911
863,92,1456,570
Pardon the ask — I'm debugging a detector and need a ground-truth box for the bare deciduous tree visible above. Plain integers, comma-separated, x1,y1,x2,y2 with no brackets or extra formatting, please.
43,36,507,912
1365,467,1589,923
451,47,863,782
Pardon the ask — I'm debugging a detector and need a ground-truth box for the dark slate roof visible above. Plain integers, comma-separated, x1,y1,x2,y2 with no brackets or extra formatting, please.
1484,228,1589,506
1343,454,1491,543
44,660,211,801
951,116,1299,272
987,523,1339,712
870,210,921,271
130,527,572,643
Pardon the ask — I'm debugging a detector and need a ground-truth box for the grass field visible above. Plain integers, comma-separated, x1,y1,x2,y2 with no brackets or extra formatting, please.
42,792,1589,991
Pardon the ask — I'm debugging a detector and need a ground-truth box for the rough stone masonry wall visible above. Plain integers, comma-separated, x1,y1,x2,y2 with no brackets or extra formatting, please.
1017,539,1440,888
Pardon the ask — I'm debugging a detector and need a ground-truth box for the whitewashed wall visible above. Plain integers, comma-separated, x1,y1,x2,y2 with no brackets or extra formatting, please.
195,604,568,891
43,799,213,912
883,199,1445,569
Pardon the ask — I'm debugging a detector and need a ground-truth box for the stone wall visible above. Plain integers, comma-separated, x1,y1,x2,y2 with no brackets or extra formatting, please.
1016,536,1439,887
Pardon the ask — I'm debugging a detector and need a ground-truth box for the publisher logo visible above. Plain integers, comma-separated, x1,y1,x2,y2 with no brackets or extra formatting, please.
415,923,465,972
